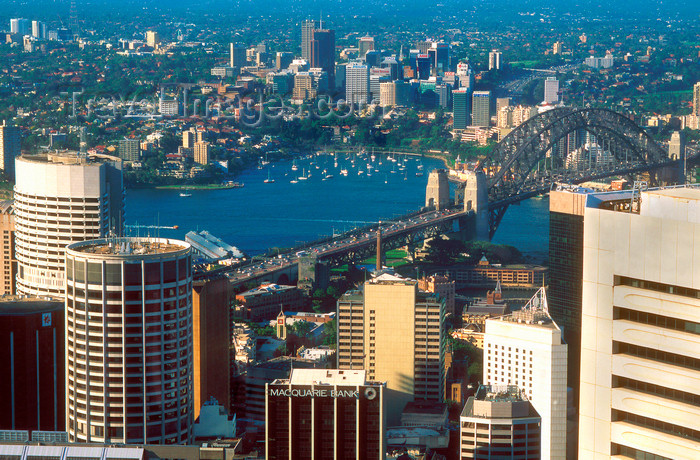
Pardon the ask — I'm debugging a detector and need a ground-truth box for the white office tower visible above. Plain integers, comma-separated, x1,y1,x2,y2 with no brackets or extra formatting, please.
14,152,124,297
484,288,567,460
578,185,700,459
345,62,370,107
543,77,559,104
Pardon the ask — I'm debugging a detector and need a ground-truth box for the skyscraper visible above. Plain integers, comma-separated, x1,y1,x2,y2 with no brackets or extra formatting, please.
345,62,369,106
484,288,568,460
193,141,210,165
693,81,700,116
300,20,318,61
14,152,123,298
145,31,159,48
548,188,587,409
230,43,246,68
65,237,194,444
0,201,15,295
0,298,64,432
0,120,20,180
337,273,445,424
471,91,491,127
453,89,471,130
578,185,700,459
431,42,449,74
358,36,375,59
265,369,385,460
488,50,502,70
275,51,293,70
460,385,541,460
416,54,431,79
544,76,560,104
311,29,335,88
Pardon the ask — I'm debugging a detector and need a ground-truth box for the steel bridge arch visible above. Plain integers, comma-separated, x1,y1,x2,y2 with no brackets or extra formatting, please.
478,107,671,237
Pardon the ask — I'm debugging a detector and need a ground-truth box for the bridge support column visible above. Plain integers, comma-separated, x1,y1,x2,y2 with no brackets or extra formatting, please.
464,170,489,241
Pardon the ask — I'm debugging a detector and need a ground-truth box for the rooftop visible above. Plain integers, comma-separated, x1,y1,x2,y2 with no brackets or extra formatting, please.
67,237,189,257
0,298,63,315
288,369,367,386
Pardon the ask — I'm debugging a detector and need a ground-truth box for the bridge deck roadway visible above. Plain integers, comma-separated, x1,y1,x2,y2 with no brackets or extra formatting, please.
210,208,469,288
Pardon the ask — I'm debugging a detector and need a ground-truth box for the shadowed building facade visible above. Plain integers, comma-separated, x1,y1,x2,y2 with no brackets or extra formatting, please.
337,274,445,425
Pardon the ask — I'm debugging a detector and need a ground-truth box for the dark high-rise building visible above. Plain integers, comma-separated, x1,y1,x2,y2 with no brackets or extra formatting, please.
364,50,381,68
311,29,335,88
275,51,293,70
548,189,587,405
416,54,431,80
453,89,471,130
265,369,385,460
0,120,20,181
300,20,318,61
229,43,246,68
0,298,64,432
192,277,230,420
432,42,449,74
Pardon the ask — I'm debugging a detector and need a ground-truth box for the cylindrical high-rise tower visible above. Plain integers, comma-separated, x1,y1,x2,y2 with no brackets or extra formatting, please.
65,237,193,445
14,152,123,298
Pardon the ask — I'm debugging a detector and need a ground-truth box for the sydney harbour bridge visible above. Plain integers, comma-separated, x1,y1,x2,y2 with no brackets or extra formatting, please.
200,107,695,287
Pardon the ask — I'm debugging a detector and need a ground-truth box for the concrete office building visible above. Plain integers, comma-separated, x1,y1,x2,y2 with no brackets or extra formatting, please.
488,51,502,70
145,31,159,48
460,385,541,460
337,273,445,425
471,91,491,127
0,121,21,180
544,76,559,104
578,185,700,459
358,36,375,60
484,288,567,460
301,20,319,61
65,237,194,444
418,274,456,316
693,81,700,116
265,369,385,460
0,201,15,295
453,89,471,130
193,141,210,165
0,298,64,432
345,63,369,106
192,277,230,419
14,152,123,298
118,138,140,162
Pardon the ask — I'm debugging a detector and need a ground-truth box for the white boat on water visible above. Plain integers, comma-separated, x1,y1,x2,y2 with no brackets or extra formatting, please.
298,168,308,180
340,169,348,176
264,169,275,183
290,179,299,184
180,192,192,197
291,159,298,171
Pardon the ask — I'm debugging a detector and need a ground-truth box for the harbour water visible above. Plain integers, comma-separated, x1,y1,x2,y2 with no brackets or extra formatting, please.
125,153,550,260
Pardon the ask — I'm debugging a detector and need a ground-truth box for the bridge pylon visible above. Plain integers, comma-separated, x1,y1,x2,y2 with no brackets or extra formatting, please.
464,170,489,241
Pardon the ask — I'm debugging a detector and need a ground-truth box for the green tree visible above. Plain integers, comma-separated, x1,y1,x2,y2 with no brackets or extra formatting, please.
322,319,337,348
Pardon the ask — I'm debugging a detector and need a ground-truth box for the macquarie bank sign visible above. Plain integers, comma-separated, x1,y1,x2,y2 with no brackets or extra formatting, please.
268,386,378,400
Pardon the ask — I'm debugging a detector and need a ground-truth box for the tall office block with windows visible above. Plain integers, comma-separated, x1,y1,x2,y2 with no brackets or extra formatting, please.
14,152,123,298
337,273,445,425
265,369,385,460
578,185,700,459
65,237,194,445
